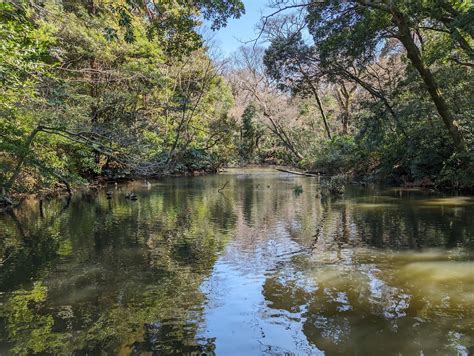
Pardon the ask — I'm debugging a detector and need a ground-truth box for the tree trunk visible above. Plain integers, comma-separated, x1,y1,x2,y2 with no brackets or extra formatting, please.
335,84,352,135
448,27,473,59
310,84,332,140
334,65,407,138
263,112,303,161
392,9,467,154
297,63,332,139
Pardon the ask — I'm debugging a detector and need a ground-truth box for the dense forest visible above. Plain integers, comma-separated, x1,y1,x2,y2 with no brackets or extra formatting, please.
1,0,473,206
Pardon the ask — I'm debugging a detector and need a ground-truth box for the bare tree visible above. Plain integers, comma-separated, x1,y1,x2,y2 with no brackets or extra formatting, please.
228,46,304,161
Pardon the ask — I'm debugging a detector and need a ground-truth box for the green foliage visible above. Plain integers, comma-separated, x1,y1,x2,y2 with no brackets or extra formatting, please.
322,174,346,196
239,104,258,161
437,152,474,190
305,136,360,175
306,1,392,67
263,33,315,95
262,0,473,190
0,0,243,197
1,282,66,355
293,184,303,195
1,0,472,195
175,149,221,173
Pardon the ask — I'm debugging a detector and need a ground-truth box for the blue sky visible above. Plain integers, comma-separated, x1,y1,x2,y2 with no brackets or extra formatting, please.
209,0,269,56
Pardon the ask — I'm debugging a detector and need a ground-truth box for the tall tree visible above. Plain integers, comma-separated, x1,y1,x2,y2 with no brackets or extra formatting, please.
263,33,332,139
305,0,470,154
239,103,257,161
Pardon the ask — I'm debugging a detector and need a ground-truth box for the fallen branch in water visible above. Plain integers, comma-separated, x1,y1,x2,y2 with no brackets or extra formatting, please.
275,168,319,177
218,181,229,193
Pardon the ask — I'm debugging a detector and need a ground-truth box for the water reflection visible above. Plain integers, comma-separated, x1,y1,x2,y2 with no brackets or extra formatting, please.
0,168,473,354
263,248,473,355
0,178,236,354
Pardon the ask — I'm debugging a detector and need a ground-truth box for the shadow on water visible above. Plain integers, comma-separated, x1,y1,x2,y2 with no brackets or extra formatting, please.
0,168,473,354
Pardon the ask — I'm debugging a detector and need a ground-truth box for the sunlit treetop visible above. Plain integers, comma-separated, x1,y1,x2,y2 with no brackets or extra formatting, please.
13,0,245,56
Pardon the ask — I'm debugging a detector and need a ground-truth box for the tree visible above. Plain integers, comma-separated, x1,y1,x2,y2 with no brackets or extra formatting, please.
239,104,257,161
245,0,472,185
229,46,304,162
264,33,332,139
0,0,244,201
305,0,470,154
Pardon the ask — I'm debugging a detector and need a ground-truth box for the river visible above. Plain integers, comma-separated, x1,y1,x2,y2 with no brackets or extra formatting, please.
0,168,473,355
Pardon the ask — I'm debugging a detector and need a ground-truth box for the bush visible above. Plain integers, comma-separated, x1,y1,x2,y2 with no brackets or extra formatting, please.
322,174,346,196
304,136,362,175
436,152,474,190
180,149,221,173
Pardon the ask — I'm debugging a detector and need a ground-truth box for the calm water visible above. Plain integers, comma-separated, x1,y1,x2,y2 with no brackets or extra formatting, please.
0,168,473,355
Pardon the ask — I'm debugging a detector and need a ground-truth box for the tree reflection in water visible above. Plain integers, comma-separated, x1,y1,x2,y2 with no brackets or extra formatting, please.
0,169,473,354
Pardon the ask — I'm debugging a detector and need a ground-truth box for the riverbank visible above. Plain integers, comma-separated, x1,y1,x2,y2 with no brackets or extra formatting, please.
3,162,473,212
0,165,223,210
